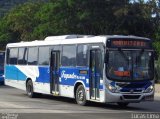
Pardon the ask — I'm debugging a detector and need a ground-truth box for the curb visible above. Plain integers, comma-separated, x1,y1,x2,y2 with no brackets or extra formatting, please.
155,84,160,97
155,93,160,97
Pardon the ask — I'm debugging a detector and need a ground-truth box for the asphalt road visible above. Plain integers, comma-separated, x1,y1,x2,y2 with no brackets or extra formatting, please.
0,85,160,119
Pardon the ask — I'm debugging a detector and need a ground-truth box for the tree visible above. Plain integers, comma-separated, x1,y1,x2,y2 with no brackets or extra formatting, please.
5,2,43,41
0,0,159,46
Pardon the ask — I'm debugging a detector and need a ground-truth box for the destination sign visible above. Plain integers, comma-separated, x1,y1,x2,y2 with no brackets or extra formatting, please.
107,38,152,49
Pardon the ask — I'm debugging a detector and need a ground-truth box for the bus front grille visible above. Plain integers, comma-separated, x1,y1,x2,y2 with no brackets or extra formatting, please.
120,89,143,94
122,95,141,99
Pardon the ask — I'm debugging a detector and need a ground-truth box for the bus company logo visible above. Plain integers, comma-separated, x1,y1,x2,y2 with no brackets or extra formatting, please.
130,89,134,93
61,70,77,80
61,70,85,80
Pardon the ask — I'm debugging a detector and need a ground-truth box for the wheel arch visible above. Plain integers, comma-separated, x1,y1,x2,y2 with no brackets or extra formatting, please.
74,81,86,98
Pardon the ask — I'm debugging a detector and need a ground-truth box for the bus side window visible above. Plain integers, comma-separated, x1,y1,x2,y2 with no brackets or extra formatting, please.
18,47,28,65
27,47,38,65
9,48,18,65
61,45,76,67
38,46,49,65
77,44,88,66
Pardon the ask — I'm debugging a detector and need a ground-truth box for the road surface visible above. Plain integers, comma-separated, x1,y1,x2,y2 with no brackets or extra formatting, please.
0,85,160,119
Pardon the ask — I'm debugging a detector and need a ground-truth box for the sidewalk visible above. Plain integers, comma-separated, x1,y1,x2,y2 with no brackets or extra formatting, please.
155,84,160,97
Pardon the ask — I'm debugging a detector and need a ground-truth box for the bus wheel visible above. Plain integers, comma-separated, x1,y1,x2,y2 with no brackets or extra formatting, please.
0,81,4,85
76,85,87,106
26,80,35,98
117,102,129,107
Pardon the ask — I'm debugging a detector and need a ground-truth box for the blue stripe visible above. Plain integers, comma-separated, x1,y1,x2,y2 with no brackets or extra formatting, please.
5,65,104,89
5,65,27,81
36,66,50,83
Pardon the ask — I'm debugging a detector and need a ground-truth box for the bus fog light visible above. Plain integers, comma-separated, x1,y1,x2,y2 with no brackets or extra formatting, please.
144,85,154,93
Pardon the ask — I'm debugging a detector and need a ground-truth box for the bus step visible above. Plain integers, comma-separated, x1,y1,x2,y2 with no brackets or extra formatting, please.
52,91,59,96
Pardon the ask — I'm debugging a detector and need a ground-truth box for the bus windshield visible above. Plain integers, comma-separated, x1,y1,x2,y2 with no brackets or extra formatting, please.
106,50,154,81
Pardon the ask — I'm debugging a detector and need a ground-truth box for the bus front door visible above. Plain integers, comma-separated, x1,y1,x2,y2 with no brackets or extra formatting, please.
50,51,60,95
90,49,101,100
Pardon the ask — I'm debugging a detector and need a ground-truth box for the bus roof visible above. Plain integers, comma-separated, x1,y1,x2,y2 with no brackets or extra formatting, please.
6,35,151,48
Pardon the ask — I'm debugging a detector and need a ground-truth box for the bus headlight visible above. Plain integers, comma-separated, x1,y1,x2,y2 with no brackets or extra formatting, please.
144,85,154,93
107,84,118,93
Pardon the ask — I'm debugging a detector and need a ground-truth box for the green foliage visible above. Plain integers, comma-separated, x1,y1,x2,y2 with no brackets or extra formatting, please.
5,2,42,41
0,0,160,48
0,17,13,44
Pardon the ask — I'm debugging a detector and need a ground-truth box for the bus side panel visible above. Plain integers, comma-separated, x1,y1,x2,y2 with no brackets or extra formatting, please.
58,67,90,98
5,65,18,80
5,65,51,94
34,66,50,94
34,66,91,97
15,65,50,94
36,66,50,83
5,65,27,90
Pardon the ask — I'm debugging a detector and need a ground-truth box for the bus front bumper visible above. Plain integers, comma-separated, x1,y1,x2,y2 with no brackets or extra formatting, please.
105,90,154,103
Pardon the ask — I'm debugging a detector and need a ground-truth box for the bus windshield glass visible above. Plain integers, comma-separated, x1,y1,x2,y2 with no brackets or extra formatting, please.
106,50,154,81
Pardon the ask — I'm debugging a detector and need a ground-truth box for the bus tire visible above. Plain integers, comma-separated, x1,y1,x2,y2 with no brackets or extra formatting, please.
26,80,36,98
117,102,129,107
0,81,4,85
75,85,87,106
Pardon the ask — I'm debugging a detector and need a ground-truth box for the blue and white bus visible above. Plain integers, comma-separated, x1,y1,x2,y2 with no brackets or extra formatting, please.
0,51,5,85
5,35,156,106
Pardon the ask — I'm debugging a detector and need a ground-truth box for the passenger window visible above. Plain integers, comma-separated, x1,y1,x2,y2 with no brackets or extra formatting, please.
62,45,76,66
28,47,38,65
9,48,18,65
18,47,27,65
77,45,88,66
38,46,49,65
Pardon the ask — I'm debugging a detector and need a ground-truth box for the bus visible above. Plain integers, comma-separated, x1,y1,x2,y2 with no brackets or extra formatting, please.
0,51,5,85
4,35,156,106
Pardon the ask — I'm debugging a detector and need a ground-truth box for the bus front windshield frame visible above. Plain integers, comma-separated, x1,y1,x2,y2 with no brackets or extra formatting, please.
106,49,154,81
